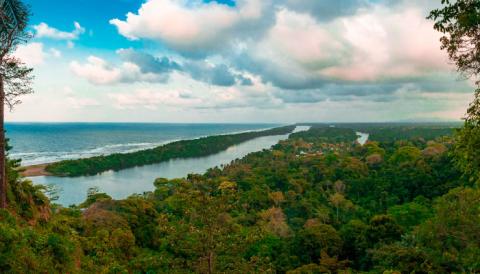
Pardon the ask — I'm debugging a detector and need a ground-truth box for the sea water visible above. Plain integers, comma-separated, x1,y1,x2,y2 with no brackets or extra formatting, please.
8,123,308,206
6,123,279,166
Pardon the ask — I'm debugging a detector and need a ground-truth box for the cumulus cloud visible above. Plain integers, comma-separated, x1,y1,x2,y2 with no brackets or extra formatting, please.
232,8,346,90
108,86,279,111
108,0,370,56
184,60,253,87
70,56,169,85
234,4,453,91
117,48,181,74
281,0,368,22
70,56,123,84
73,49,253,87
105,70,280,111
321,5,451,81
110,0,274,56
100,0,471,120
34,22,85,40
108,0,453,88
13,42,62,66
13,42,47,66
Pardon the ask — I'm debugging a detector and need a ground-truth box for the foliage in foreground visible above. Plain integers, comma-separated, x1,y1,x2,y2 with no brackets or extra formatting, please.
429,0,480,185
1,125,478,273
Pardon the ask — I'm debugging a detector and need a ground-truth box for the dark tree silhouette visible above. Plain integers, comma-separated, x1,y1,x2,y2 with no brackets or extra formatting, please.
429,0,480,82
0,0,34,208
429,0,480,183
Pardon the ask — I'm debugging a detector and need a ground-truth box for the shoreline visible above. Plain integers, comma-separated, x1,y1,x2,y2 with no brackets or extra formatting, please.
16,125,285,177
20,164,51,177
22,125,298,177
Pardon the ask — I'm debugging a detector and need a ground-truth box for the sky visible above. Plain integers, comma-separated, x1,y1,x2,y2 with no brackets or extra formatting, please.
5,0,476,123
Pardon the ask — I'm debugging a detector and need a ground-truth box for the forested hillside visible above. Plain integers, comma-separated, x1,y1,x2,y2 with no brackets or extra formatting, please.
1,125,478,273
1,0,480,272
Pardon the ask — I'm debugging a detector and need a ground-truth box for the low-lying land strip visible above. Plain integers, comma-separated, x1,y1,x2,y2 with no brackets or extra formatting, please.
36,125,296,177
20,164,50,177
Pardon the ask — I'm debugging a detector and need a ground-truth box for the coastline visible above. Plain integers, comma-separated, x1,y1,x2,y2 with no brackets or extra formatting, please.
9,123,281,168
20,164,51,177
29,132,300,206
15,124,285,177
22,125,297,178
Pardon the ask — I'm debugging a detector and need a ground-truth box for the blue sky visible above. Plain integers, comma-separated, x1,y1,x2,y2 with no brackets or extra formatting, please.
6,0,475,122
24,0,143,49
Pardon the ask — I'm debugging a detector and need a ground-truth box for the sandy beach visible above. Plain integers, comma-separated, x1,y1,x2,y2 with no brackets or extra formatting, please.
20,164,51,177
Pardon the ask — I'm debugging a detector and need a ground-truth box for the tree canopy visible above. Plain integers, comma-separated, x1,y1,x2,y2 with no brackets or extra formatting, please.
429,0,480,184
428,0,480,82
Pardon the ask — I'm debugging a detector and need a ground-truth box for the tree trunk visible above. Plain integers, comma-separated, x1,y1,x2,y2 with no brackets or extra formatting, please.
336,206,339,222
208,251,213,274
0,75,6,209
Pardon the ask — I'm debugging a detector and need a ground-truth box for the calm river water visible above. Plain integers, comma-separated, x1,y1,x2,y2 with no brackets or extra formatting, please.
31,126,310,206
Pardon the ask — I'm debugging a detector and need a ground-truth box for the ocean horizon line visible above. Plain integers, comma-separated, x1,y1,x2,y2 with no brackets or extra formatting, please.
4,120,463,125
5,121,285,125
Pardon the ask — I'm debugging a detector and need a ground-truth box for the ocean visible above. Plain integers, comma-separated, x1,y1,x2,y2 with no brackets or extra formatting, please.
25,125,308,206
5,123,280,166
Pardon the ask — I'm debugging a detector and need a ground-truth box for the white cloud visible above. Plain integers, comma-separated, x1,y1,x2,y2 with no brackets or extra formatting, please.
70,56,169,85
228,1,455,94
50,48,62,58
9,0,469,123
321,5,451,81
109,0,453,87
70,56,122,85
266,9,344,66
110,0,272,54
34,22,85,40
105,70,281,111
13,42,47,66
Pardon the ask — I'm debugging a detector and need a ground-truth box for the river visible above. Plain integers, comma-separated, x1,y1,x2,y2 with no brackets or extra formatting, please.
356,132,370,145
30,126,310,206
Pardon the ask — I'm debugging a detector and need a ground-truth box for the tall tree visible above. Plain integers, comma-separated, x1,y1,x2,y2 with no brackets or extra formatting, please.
429,0,480,183
429,0,480,80
0,0,34,208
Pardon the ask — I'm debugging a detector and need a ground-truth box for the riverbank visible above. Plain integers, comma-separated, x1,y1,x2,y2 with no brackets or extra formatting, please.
20,164,51,177
21,127,367,178
29,130,309,205
8,123,281,166
27,125,296,177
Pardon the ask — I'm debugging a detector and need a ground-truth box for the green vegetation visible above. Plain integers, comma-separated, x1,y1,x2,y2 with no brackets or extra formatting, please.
429,0,480,185
2,124,480,273
1,1,479,272
297,123,458,143
367,126,456,143
289,126,359,143
45,125,296,177
0,0,36,209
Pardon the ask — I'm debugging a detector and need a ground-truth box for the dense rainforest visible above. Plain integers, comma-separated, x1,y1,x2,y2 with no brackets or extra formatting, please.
45,125,296,177
1,124,478,273
0,0,479,272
